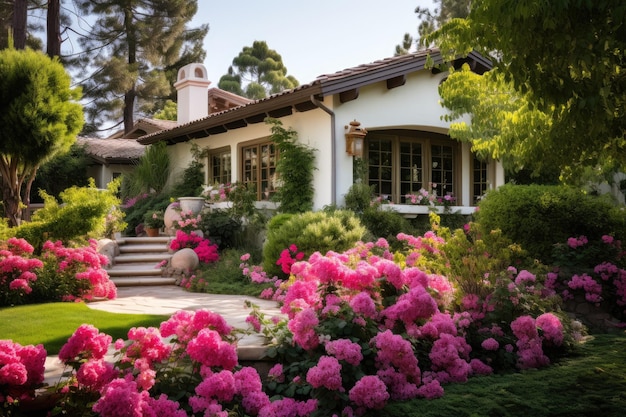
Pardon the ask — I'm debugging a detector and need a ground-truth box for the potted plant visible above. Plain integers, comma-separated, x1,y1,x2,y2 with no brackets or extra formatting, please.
143,210,164,237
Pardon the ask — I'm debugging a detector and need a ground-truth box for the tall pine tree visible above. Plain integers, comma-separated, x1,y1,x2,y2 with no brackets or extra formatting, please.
74,0,208,135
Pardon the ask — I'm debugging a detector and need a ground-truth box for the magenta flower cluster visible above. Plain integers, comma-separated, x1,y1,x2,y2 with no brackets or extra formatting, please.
1,237,116,306
41,239,117,301
0,238,43,304
549,234,626,315
0,340,46,407
169,230,219,264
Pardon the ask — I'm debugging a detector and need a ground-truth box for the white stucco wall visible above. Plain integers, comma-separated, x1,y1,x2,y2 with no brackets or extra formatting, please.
167,69,503,210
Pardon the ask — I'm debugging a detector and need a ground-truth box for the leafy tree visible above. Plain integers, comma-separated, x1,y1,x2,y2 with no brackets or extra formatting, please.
29,142,90,203
426,0,626,176
218,41,299,99
0,47,83,227
73,0,208,135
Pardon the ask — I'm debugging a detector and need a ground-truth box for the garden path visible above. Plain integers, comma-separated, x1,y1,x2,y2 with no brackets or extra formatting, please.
43,286,282,386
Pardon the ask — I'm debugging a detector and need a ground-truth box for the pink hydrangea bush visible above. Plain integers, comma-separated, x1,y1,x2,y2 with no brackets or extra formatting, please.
0,238,116,306
0,340,46,409
549,234,626,322
40,239,117,302
0,238,43,306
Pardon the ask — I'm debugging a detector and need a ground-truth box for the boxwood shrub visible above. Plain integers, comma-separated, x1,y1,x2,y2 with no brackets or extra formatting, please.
262,210,367,279
474,184,625,263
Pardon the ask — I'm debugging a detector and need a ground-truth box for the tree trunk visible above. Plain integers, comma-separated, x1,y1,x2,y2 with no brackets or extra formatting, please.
2,180,22,227
46,0,61,57
13,0,27,49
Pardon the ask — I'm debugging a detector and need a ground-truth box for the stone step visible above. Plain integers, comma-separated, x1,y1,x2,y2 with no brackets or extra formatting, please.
114,253,173,264
111,276,177,287
108,236,176,288
119,243,170,254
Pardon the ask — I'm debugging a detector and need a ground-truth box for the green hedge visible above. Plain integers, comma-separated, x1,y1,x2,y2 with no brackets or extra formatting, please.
262,210,366,279
475,184,625,263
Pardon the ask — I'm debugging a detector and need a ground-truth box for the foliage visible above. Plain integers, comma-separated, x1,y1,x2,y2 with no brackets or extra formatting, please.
360,206,414,248
29,142,90,204
14,180,124,250
438,65,553,176
180,249,268,296
143,210,164,229
0,46,83,226
120,192,171,236
549,234,626,324
72,0,208,134
474,184,626,264
426,0,626,175
267,118,316,214
344,182,374,214
200,210,243,250
169,143,207,198
262,210,367,279
218,40,299,99
124,141,170,196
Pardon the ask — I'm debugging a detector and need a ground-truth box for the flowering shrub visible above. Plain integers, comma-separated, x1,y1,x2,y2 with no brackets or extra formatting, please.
203,182,234,203
38,239,117,302
0,238,43,306
173,210,202,234
169,230,219,265
2,225,605,416
0,238,116,306
0,340,46,412
549,234,626,322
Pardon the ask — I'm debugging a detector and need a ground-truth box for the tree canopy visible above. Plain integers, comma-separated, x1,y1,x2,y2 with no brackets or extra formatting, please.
73,0,208,135
0,47,83,226
218,41,299,99
426,0,626,176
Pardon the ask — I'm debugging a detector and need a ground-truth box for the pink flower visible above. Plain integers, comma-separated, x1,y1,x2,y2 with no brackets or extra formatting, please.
58,324,112,362
481,338,499,351
76,359,117,391
325,339,363,366
536,313,564,346
306,356,343,390
416,379,444,399
349,375,389,410
288,308,320,351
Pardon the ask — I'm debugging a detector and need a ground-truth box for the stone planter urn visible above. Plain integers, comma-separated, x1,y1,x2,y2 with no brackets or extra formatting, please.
164,202,181,236
178,197,206,214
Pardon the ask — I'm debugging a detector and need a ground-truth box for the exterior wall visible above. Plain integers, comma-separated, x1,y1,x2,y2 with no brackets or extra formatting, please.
86,163,133,189
167,69,505,210
329,70,473,206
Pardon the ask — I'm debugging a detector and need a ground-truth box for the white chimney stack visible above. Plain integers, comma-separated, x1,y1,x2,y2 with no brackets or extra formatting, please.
174,63,210,125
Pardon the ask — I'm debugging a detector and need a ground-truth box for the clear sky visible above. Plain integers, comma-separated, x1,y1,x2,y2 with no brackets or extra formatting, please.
193,0,435,86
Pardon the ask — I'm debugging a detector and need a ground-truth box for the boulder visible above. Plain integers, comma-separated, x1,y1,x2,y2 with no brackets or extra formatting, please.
170,248,199,271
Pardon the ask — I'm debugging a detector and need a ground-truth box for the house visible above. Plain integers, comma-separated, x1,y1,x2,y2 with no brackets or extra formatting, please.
78,90,251,189
137,49,505,214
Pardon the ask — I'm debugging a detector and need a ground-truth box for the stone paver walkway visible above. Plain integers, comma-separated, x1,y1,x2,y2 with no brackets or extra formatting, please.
43,286,282,386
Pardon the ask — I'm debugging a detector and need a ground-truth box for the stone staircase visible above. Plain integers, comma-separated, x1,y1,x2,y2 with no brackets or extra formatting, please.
107,236,176,287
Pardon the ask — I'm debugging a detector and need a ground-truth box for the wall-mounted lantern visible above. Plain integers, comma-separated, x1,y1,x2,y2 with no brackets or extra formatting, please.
345,119,367,158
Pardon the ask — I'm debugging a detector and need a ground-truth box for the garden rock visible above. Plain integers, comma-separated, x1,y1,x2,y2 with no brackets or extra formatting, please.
170,247,199,271
96,238,119,268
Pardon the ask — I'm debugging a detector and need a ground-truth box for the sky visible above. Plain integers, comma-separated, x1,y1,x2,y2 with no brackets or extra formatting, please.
193,0,435,86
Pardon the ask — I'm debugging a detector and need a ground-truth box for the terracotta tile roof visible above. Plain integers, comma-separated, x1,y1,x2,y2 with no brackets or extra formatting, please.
138,49,491,145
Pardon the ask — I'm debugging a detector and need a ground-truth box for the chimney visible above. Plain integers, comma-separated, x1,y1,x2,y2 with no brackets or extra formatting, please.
174,63,211,125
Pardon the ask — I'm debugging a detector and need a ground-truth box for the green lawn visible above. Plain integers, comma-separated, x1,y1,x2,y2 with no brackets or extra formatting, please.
0,302,169,355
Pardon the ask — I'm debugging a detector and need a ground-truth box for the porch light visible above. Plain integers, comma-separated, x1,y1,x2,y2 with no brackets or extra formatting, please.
345,119,367,158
